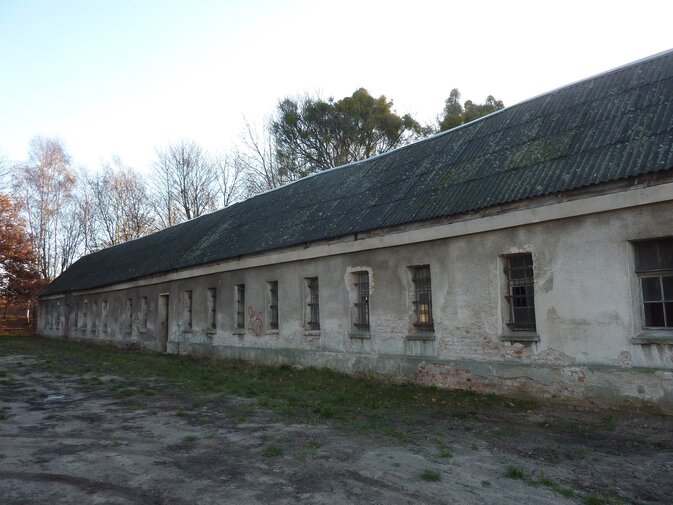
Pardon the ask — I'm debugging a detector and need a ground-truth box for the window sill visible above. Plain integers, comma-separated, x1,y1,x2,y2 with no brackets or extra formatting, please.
205,329,216,336
349,331,371,339
303,330,321,337
631,331,673,345
499,332,540,343
265,330,279,336
406,332,435,341
232,329,245,336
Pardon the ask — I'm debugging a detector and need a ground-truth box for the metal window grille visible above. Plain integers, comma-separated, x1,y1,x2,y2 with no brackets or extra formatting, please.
208,288,217,329
412,265,433,330
269,281,279,330
354,271,370,330
236,284,245,329
126,298,133,332
184,290,192,329
504,254,536,331
140,297,147,330
635,239,673,328
307,277,320,330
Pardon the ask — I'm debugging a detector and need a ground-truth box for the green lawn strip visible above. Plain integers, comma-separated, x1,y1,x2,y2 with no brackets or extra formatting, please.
1,335,535,437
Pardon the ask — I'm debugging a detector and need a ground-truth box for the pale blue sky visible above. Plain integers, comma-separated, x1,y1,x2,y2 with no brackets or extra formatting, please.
1,0,672,171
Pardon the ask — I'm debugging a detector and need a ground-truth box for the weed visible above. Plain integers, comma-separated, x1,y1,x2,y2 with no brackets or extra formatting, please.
504,465,577,499
598,416,616,431
539,474,575,498
420,469,441,482
504,465,525,480
43,413,56,421
305,440,323,450
437,446,453,459
183,435,199,443
583,491,624,505
263,444,284,457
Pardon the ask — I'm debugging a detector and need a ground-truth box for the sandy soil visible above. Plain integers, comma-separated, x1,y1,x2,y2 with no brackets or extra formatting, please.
1,354,672,504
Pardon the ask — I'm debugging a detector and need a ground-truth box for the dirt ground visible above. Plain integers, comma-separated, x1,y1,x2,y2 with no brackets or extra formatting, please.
1,350,672,504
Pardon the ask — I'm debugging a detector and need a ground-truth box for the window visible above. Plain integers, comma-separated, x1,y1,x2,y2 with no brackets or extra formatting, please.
184,290,192,330
235,284,245,329
207,288,217,330
91,302,97,331
268,281,279,330
55,302,61,330
140,297,148,331
504,254,536,331
102,300,108,332
82,301,88,330
635,238,673,328
126,298,133,332
353,271,370,331
306,277,320,331
74,303,79,329
412,265,433,331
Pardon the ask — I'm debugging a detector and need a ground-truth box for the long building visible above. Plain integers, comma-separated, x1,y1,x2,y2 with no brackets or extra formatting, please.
38,50,673,412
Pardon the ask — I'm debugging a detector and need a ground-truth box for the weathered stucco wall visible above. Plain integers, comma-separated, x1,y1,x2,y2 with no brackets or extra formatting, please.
38,198,673,412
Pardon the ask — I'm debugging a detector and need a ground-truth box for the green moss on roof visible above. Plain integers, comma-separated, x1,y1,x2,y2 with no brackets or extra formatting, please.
43,50,673,296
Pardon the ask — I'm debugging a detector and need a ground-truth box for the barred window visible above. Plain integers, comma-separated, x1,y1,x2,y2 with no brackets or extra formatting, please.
236,284,245,329
306,277,320,331
635,238,673,328
184,290,192,330
91,302,97,331
207,288,217,330
82,301,88,329
102,300,108,332
140,297,148,331
353,271,370,331
504,254,536,331
126,298,133,332
269,281,279,330
412,265,433,331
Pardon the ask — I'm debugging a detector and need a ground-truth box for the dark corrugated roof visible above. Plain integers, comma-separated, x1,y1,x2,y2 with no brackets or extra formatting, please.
42,50,673,296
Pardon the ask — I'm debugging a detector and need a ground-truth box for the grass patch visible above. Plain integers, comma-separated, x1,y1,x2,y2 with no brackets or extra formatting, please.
305,440,324,450
420,469,441,482
539,473,575,498
263,444,284,457
504,465,579,499
583,492,624,505
0,335,537,441
504,464,525,480
183,435,199,443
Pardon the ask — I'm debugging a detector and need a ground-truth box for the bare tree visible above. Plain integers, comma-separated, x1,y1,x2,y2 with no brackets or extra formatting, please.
212,151,243,208
12,137,78,280
236,120,294,197
0,153,11,192
79,158,155,250
151,141,218,225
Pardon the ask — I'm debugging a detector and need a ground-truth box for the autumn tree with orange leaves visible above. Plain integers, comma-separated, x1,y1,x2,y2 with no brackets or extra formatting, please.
0,193,45,316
